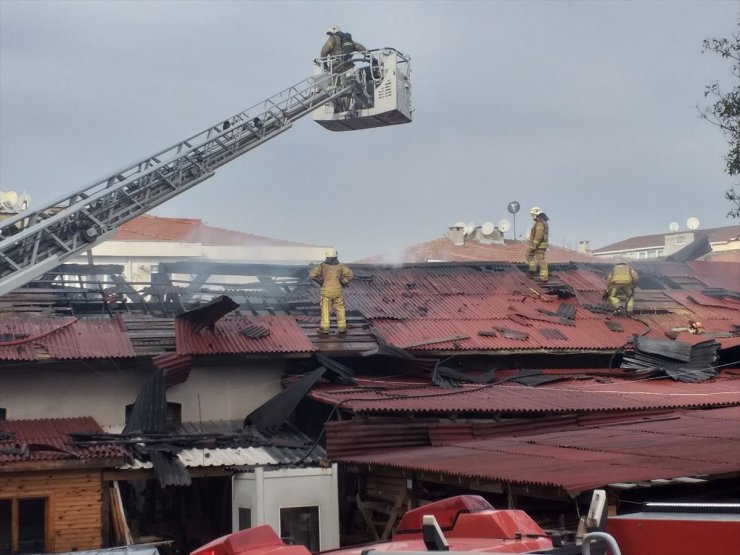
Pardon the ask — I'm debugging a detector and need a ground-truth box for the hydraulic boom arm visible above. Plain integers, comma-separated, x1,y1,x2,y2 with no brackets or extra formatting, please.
0,68,355,296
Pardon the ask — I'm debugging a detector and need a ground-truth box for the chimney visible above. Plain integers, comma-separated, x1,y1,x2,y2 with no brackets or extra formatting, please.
578,240,591,254
448,225,465,246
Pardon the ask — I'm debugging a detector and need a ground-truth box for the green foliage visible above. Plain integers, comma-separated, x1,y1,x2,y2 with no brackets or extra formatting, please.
701,34,740,217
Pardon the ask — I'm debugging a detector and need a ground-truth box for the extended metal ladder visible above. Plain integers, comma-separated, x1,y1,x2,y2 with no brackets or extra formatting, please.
0,69,354,296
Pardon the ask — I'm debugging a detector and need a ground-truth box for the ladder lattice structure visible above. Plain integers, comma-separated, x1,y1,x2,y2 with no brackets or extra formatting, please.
0,70,352,296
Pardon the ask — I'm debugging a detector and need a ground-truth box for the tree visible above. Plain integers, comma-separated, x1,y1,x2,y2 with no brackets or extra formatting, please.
700,33,740,217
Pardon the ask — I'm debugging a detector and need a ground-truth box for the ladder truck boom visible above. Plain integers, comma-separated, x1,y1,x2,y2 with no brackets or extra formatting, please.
0,49,412,296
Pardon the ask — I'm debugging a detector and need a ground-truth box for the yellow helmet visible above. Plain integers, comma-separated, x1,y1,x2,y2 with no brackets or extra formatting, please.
530,206,543,216
327,25,341,35
325,247,338,257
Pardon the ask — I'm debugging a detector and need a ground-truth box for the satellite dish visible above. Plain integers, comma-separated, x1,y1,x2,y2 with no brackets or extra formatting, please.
464,221,475,235
669,222,679,232
452,221,466,229
498,218,511,233
686,216,700,230
507,201,520,215
481,221,495,235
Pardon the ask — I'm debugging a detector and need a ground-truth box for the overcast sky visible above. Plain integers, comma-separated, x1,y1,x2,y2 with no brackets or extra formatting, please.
1,0,738,261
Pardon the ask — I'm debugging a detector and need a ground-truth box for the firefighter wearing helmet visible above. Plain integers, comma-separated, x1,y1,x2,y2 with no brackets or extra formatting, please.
605,262,639,316
320,25,366,73
526,206,549,283
309,247,354,335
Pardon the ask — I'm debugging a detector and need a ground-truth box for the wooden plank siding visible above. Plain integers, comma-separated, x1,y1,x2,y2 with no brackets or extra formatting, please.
0,470,103,553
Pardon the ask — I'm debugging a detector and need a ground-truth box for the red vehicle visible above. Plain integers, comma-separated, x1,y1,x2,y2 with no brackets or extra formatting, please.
192,494,740,555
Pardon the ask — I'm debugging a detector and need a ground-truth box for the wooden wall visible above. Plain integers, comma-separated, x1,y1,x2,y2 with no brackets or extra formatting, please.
0,469,103,553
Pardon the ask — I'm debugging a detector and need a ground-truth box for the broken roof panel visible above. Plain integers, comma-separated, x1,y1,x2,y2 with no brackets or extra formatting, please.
0,316,135,360
328,406,740,494
370,317,648,352
308,375,740,415
0,417,127,464
176,313,315,355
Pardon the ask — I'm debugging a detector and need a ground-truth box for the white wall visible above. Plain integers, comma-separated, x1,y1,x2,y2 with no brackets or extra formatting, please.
233,466,340,550
0,361,285,427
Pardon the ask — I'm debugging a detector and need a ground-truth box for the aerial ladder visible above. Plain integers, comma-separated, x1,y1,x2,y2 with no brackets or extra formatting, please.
0,49,412,296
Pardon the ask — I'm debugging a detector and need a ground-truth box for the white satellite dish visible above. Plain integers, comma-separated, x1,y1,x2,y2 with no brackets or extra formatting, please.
498,218,511,233
669,222,679,232
464,221,475,235
481,221,495,235
452,221,466,229
687,216,700,230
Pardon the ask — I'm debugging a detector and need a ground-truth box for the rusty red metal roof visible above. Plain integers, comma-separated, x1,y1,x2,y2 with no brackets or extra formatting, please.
593,225,740,253
309,375,740,414
176,313,315,355
329,406,740,494
370,317,647,351
0,417,127,464
0,316,135,360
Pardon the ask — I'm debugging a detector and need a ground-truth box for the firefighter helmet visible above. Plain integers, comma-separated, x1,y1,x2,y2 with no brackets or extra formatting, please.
327,25,341,35
325,248,338,258
530,206,543,216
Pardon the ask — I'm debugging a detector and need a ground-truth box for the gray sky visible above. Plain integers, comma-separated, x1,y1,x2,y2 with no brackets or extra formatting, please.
1,0,738,261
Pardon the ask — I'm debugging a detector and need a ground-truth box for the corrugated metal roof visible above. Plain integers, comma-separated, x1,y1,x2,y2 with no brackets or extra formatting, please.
370,317,647,351
309,375,740,415
0,316,135,360
176,313,315,355
330,406,740,494
0,417,127,463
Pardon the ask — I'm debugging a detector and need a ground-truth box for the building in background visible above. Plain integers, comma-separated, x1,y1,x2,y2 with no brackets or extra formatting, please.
71,214,329,286
592,224,740,261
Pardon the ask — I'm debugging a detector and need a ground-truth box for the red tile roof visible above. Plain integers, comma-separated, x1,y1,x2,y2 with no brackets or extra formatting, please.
357,238,602,264
327,406,740,494
0,316,135,360
113,214,315,247
593,225,740,253
309,375,740,415
0,417,127,464
175,313,315,355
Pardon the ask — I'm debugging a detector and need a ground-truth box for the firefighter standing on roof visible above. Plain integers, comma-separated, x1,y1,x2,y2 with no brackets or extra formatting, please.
526,207,549,283
606,262,639,315
309,248,354,335
321,26,366,73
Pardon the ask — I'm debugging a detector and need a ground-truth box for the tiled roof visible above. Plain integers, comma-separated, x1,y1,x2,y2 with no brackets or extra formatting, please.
309,375,740,415
328,406,740,494
175,313,316,355
0,316,135,360
113,214,315,247
0,417,127,464
593,225,740,253
357,237,602,264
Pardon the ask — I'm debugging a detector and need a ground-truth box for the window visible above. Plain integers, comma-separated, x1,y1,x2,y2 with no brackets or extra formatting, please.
674,236,687,245
0,497,47,555
238,508,252,530
280,506,319,552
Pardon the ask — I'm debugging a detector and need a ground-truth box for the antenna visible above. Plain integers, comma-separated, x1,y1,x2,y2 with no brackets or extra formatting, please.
498,218,511,233
481,221,495,236
669,222,679,232
686,216,700,230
